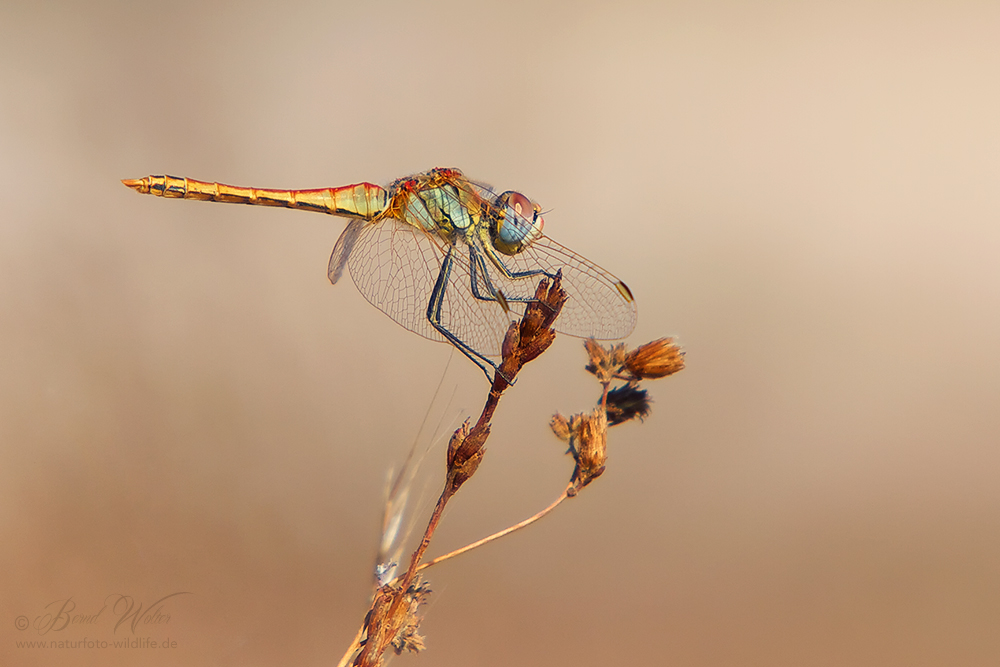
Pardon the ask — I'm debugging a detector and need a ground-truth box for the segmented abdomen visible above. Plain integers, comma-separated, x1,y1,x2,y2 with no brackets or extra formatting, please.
121,175,388,220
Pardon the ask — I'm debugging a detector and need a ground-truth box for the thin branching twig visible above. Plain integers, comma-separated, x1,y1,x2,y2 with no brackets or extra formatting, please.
340,275,685,667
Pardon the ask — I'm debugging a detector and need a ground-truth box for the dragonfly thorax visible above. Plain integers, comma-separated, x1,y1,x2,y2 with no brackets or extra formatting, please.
390,171,482,242
490,191,545,256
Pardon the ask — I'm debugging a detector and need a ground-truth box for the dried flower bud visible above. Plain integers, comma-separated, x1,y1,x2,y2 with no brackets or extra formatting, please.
568,408,608,493
585,339,630,383
624,338,685,379
446,420,471,471
517,275,564,364
493,274,566,386
605,383,651,425
390,577,432,656
355,574,431,667
549,413,572,441
355,576,432,666
500,320,520,361
445,420,486,496
584,339,610,377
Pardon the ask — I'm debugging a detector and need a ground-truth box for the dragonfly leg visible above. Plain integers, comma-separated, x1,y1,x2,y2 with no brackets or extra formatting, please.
467,245,555,306
427,246,504,381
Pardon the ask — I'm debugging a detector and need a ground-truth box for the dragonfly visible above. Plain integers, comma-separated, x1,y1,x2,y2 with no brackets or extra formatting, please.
122,167,637,378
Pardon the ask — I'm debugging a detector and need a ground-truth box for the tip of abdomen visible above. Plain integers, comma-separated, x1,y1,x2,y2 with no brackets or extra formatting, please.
121,177,149,193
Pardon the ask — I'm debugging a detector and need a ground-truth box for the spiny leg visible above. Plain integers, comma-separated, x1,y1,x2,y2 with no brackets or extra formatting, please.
466,244,555,307
426,246,502,380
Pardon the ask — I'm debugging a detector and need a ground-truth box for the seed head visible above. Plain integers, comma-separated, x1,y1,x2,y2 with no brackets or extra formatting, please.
563,408,608,494
355,577,432,666
605,383,651,425
584,340,628,384
445,419,486,497
624,338,685,380
549,413,572,441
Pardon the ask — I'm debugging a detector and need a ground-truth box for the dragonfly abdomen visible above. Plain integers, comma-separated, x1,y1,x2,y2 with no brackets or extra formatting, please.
121,175,389,220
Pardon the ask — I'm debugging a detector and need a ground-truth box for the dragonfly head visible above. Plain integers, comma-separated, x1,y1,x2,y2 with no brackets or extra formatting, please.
491,191,545,255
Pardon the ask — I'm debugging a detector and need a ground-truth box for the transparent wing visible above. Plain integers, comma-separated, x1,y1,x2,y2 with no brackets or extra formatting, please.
333,217,446,343
455,178,638,341
330,217,516,357
477,233,637,341
328,219,364,284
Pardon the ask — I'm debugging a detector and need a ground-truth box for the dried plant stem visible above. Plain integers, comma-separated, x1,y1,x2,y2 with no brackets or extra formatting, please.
399,487,450,590
416,484,572,573
346,276,569,667
335,627,366,667
390,371,522,589
350,487,447,665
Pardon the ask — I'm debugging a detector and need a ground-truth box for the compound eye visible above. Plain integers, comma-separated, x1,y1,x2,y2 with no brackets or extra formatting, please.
494,191,544,255
506,192,533,219
532,202,544,225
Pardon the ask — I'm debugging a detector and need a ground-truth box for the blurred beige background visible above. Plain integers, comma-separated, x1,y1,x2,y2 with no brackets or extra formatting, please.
2,1,999,665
